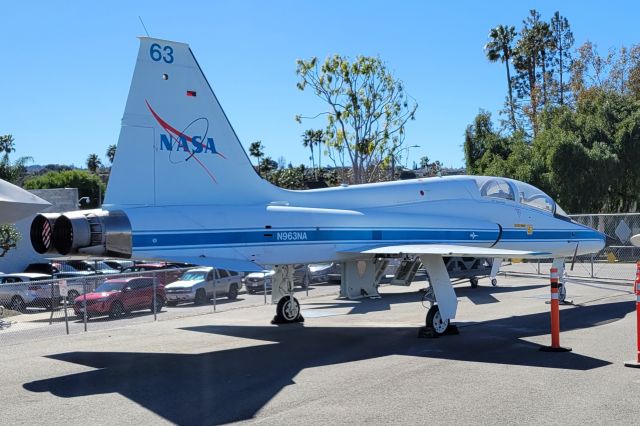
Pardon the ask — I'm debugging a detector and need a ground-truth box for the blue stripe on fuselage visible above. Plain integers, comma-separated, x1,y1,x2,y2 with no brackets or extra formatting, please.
131,227,601,249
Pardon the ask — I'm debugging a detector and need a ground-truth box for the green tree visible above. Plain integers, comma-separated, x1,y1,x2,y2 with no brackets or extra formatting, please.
24,169,106,209
106,144,117,164
260,157,278,174
86,153,102,174
0,224,21,258
0,135,32,185
485,25,518,132
265,166,307,189
296,54,417,184
513,9,555,137
302,129,324,179
249,140,264,176
550,11,574,105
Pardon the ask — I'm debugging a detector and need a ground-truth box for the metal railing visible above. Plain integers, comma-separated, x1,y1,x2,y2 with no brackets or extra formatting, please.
0,267,341,347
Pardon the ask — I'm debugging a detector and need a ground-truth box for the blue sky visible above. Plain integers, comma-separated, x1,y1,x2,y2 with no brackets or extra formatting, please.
2,1,638,170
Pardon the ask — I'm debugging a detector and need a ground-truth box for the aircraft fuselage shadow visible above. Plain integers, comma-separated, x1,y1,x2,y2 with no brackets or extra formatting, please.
22,300,631,424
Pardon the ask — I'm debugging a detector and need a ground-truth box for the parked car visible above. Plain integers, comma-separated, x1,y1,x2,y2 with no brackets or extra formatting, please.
53,271,105,302
164,267,242,305
103,259,136,271
306,263,340,284
244,264,313,294
0,273,62,311
65,259,120,275
24,261,82,275
244,270,276,294
120,262,185,285
73,276,165,319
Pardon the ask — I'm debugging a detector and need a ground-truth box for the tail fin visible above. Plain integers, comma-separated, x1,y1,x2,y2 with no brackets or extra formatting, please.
105,37,274,206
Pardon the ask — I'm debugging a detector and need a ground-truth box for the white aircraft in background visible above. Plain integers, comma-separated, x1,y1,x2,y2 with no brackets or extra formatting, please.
30,38,605,335
0,178,49,223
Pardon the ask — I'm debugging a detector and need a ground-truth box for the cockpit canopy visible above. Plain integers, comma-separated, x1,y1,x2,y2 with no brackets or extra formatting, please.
474,177,568,217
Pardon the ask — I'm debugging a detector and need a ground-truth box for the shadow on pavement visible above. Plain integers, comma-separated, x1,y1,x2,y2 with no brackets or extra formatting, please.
303,284,547,315
23,299,632,425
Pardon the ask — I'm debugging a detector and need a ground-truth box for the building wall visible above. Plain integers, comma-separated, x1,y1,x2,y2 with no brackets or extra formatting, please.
0,188,78,273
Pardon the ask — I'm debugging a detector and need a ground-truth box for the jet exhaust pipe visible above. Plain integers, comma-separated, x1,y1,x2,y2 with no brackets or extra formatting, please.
30,209,132,257
30,213,60,254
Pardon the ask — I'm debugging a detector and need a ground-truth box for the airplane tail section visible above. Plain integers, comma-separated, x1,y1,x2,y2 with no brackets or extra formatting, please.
105,37,275,207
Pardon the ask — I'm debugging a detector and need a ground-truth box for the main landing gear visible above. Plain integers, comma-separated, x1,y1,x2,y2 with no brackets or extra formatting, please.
419,254,460,338
420,285,459,338
271,265,304,324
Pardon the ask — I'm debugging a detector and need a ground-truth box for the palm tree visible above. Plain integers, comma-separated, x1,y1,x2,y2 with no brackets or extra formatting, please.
485,25,518,132
106,144,117,164
86,153,102,174
0,134,16,155
302,129,323,179
249,141,264,176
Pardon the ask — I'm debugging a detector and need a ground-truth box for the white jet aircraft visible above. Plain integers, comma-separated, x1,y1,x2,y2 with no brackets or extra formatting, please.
30,38,606,334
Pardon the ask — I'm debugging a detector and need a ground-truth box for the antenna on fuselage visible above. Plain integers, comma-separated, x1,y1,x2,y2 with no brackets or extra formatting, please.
138,16,151,37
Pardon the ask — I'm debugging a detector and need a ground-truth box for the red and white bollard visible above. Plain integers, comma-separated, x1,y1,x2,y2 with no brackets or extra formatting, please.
624,262,640,368
540,267,572,352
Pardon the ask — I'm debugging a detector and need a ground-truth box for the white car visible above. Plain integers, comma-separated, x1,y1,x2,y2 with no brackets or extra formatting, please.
0,273,62,312
164,267,242,306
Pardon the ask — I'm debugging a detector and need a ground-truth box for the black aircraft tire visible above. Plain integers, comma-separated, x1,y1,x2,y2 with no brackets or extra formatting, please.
425,305,449,335
275,296,303,323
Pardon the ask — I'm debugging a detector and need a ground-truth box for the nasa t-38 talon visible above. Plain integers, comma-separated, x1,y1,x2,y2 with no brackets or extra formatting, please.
30,37,606,333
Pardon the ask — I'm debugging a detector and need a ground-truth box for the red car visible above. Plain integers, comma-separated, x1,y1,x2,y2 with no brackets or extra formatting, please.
73,277,165,319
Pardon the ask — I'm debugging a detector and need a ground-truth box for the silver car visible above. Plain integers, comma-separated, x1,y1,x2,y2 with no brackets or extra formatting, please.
164,267,242,306
0,273,62,312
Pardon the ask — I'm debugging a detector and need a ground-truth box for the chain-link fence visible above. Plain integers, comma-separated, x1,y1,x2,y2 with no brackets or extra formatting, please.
502,213,640,282
0,265,342,347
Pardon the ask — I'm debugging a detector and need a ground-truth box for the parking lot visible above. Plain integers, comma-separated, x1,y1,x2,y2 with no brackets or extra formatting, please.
0,279,343,347
1,271,639,425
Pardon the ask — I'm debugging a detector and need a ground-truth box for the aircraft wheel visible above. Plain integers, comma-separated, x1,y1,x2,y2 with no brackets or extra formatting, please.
491,278,498,287
425,305,449,335
274,296,303,323
558,283,567,303
470,277,479,288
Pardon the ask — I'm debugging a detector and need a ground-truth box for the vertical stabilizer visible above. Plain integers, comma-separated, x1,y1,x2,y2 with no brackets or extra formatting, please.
105,37,275,206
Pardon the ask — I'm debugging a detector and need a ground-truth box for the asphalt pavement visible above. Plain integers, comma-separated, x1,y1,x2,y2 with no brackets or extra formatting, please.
1,274,640,425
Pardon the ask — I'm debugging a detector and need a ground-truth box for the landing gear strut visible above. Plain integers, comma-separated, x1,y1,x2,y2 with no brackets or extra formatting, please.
418,255,460,338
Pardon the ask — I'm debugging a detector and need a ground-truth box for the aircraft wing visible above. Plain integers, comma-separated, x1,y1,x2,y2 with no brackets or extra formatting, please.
339,244,550,257
136,253,266,272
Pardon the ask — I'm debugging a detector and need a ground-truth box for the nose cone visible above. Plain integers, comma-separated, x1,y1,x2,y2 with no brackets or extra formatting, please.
578,228,606,255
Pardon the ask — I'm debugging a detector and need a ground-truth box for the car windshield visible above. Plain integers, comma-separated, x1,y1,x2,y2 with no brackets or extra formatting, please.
94,261,118,271
309,263,332,271
95,282,125,292
54,263,80,272
181,271,207,281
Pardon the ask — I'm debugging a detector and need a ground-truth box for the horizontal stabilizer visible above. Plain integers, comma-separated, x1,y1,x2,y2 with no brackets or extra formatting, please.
138,253,265,272
339,244,550,258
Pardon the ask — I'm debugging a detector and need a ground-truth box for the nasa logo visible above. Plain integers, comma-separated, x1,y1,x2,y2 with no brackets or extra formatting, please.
145,100,226,182
159,134,218,154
